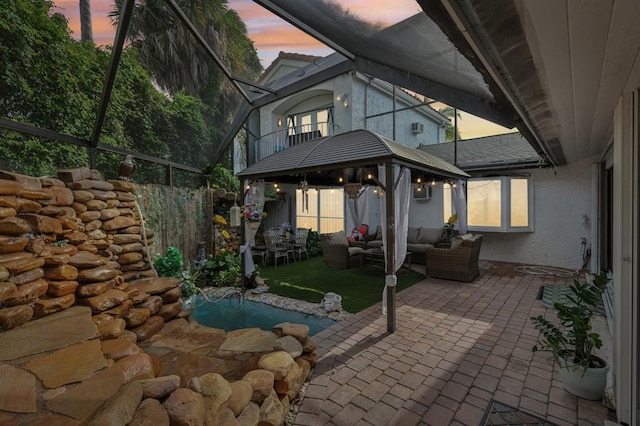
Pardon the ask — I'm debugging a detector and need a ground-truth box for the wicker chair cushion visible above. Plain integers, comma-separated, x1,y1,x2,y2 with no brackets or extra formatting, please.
326,232,348,246
347,247,364,256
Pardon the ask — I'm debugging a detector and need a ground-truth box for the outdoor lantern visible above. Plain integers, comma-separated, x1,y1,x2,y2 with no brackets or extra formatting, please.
230,203,241,227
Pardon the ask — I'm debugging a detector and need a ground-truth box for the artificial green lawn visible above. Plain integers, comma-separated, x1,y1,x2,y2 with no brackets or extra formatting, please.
257,256,425,313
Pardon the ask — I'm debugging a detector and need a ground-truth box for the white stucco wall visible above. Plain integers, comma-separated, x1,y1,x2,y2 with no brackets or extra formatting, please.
476,156,597,268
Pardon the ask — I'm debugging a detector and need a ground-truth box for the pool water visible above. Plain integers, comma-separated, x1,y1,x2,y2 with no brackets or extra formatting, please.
189,296,337,336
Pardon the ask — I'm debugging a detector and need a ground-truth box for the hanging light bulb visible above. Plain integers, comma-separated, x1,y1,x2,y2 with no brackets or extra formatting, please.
417,176,422,184
367,173,372,180
338,176,343,183
431,178,436,186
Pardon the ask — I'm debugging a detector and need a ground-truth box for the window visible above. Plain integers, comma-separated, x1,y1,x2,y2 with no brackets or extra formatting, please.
287,107,333,145
296,188,344,233
443,177,533,232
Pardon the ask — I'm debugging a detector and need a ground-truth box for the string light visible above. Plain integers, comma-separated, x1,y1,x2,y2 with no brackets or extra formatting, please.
417,176,422,184
338,176,343,183
367,173,372,180
431,178,436,186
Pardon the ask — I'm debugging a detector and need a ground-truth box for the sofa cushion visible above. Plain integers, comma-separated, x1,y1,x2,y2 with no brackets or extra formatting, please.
407,227,421,244
348,247,364,256
374,225,383,240
417,227,442,245
326,232,348,246
368,240,383,249
450,234,473,249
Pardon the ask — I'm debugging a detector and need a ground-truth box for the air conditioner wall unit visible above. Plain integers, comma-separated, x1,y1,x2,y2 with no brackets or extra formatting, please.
412,185,432,200
411,122,424,134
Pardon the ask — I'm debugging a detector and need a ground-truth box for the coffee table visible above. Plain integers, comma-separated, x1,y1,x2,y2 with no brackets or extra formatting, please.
360,249,412,271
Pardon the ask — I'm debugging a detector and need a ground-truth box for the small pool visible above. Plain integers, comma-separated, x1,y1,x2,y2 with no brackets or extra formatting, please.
189,296,337,336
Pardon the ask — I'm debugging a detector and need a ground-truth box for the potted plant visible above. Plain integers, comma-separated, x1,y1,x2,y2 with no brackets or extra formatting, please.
530,271,610,400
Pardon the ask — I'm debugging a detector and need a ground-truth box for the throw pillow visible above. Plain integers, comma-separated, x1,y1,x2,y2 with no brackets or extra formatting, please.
407,227,420,244
450,236,464,249
417,227,441,244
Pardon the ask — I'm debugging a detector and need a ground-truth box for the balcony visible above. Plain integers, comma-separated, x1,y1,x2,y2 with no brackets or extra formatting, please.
254,122,337,163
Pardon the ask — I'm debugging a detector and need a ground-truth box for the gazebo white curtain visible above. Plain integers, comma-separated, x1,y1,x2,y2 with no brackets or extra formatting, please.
346,187,370,233
378,165,411,315
452,180,468,234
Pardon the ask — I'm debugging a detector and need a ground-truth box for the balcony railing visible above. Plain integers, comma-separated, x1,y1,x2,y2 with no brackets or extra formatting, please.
254,122,336,162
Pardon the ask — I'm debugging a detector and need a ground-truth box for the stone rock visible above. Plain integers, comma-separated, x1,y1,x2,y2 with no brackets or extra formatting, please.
0,207,16,218
138,375,181,399
163,388,205,426
218,328,279,354
40,177,66,188
272,322,310,342
273,335,304,358
89,189,116,201
84,381,143,426
100,208,120,220
59,206,76,217
129,289,150,304
43,254,70,266
200,373,232,411
76,279,116,297
158,299,182,321
161,286,182,303
130,276,180,294
19,188,51,200
124,307,151,328
116,191,137,201
8,267,44,285
217,408,240,426
60,216,80,231
108,179,136,192
291,358,311,399
0,251,33,264
113,233,142,244
58,167,91,183
237,402,260,426
137,295,163,315
70,202,87,214
0,281,17,301
0,195,18,209
72,190,94,203
44,264,78,281
106,199,120,208
85,199,108,211
0,265,7,281
132,315,165,341
47,186,74,206
274,360,300,397
24,340,108,388
33,294,76,318
80,288,129,313
259,389,283,426
77,265,119,282
3,256,45,275
121,225,141,234
67,179,93,190
242,369,274,403
176,309,191,319
257,351,295,381
0,365,36,413
91,179,115,191
0,216,30,235
18,213,61,234
129,398,170,426
102,215,137,231
0,236,28,254
14,198,42,213
0,304,34,330
101,337,142,360
186,376,202,394
39,206,67,217
49,244,78,256
115,353,155,382
279,394,290,421
103,297,132,318
79,210,101,222
46,365,126,421
77,241,98,252
0,306,97,361
0,178,22,195
0,171,42,190
148,352,162,376
68,251,108,268
120,261,148,272
65,231,88,245
87,229,108,240
228,380,253,417
119,251,143,265
4,278,48,306
298,351,318,367
94,315,126,339
120,242,144,253
47,280,79,297
25,412,80,426
89,169,104,180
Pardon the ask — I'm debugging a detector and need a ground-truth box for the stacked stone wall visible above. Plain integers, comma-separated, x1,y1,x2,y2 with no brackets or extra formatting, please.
0,168,187,339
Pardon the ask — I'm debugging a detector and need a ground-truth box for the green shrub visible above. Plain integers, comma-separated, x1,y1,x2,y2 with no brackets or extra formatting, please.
154,246,183,278
203,248,241,286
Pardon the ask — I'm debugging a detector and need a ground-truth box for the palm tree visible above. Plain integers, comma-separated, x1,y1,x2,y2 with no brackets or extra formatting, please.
438,105,462,142
79,0,93,43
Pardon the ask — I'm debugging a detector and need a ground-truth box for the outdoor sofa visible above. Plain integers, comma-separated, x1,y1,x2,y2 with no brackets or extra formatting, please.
321,232,364,269
424,234,483,282
354,225,445,264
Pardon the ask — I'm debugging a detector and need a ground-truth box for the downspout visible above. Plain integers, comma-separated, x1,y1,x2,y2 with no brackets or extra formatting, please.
392,85,397,140
454,107,458,166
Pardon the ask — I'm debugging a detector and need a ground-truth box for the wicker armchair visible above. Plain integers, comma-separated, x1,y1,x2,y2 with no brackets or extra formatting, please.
321,232,364,269
424,234,483,282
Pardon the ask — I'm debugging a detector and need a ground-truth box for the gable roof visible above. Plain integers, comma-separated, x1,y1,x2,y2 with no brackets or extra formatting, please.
419,132,543,172
237,129,469,184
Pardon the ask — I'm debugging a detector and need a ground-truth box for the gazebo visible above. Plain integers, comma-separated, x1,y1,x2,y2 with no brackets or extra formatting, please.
237,129,469,332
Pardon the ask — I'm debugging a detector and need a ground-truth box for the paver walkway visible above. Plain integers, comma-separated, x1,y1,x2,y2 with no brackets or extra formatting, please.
295,263,614,425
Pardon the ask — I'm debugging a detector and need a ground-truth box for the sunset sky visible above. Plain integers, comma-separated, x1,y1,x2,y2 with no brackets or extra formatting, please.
52,0,512,139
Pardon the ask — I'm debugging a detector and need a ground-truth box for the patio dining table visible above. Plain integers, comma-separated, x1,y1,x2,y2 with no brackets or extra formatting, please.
360,248,412,272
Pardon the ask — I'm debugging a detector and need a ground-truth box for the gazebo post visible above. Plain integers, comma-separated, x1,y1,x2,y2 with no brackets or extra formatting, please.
385,163,396,333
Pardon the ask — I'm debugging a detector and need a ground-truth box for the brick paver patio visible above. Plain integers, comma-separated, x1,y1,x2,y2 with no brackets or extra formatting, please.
295,263,614,425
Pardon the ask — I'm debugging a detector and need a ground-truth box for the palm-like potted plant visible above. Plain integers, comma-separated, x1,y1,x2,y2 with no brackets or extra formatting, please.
530,271,610,400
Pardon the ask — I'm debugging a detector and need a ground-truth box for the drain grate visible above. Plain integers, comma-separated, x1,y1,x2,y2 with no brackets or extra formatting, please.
479,399,559,426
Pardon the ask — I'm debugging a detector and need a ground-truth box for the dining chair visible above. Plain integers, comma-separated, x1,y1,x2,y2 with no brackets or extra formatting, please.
293,228,310,262
264,230,289,267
